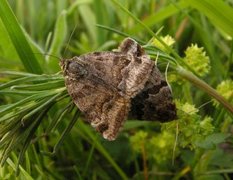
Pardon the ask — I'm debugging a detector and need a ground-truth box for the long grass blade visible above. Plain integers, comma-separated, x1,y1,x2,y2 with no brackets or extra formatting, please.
0,0,43,74
16,109,50,175
52,110,80,154
188,0,233,38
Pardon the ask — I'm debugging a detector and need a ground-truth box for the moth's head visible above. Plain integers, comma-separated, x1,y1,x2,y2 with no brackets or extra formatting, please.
60,57,88,79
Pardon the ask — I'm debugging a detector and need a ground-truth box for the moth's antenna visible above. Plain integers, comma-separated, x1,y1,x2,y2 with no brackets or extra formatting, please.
165,62,172,93
63,24,78,58
33,53,61,61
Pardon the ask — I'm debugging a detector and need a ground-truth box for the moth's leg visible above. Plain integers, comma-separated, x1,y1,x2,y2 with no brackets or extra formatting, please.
118,55,154,98
102,96,130,141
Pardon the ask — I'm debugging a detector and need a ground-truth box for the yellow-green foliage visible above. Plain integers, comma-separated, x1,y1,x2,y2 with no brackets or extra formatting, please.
162,101,215,149
213,80,233,106
151,35,175,53
184,44,210,76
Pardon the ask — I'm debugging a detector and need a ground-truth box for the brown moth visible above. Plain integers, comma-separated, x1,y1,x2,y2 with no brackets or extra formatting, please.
60,38,176,141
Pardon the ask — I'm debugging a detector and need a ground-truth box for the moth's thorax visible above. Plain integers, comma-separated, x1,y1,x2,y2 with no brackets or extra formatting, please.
61,57,89,80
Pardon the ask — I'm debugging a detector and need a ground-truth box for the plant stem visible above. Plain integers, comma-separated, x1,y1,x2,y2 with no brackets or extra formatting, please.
176,66,233,115
141,142,148,180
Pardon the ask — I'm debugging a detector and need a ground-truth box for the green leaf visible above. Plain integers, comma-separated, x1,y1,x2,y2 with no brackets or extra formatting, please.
16,109,49,175
0,0,43,74
188,0,233,38
0,19,22,70
77,121,128,180
6,158,34,180
129,0,189,34
78,4,97,44
47,10,68,72
52,110,80,154
195,133,229,149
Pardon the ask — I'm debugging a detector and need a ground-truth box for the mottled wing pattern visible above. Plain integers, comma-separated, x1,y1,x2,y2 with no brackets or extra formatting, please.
129,65,177,121
117,38,154,97
79,52,131,89
60,37,176,140
64,72,130,140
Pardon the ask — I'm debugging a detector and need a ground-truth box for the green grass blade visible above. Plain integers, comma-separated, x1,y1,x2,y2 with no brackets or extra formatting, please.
0,102,37,123
0,123,21,147
22,92,65,121
0,91,57,115
0,90,42,95
52,110,80,153
6,158,33,180
67,0,92,15
129,0,189,34
0,74,64,90
78,4,97,44
47,10,68,71
78,121,128,180
188,0,233,38
11,80,64,91
96,24,145,44
46,102,74,133
0,71,38,77
0,0,43,74
16,109,49,175
110,0,197,75
1,131,29,165
0,76,36,90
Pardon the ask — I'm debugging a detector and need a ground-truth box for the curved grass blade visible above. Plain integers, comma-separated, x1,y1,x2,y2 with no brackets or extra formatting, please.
11,80,64,91
77,121,128,180
0,71,38,78
52,110,80,154
0,91,60,115
46,102,74,133
0,0,43,74
0,76,37,90
21,91,66,121
0,121,22,148
96,24,145,44
129,0,189,34
0,102,37,123
0,74,64,90
0,127,32,166
16,109,50,175
188,0,233,38
47,10,67,72
6,158,33,180
0,90,42,95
